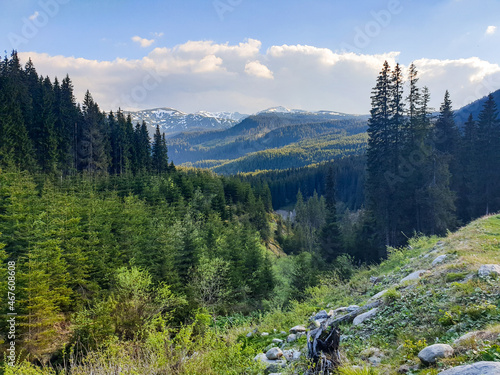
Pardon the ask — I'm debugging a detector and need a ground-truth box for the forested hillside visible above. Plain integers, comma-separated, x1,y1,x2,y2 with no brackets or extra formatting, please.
167,113,368,171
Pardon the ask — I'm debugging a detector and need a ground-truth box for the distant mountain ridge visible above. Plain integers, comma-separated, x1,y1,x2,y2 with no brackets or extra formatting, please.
455,88,500,125
124,107,248,137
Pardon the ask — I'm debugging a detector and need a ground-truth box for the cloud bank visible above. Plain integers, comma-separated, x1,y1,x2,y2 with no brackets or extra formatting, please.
18,38,500,114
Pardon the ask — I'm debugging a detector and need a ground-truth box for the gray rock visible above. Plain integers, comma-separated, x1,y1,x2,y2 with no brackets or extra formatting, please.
418,344,454,365
454,330,499,346
253,353,286,373
272,338,283,344
369,289,388,301
296,332,305,339
398,364,410,373
268,373,282,375
280,331,287,335
400,270,428,283
261,332,269,337
353,307,379,325
289,325,306,334
478,264,500,278
283,349,302,362
286,333,297,343
370,276,382,284
310,310,329,321
246,331,253,338
437,361,500,375
432,255,447,267
347,305,360,312
266,347,283,360
368,356,382,365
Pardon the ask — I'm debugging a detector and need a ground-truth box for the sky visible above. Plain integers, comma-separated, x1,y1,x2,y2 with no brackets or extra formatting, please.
1,0,500,114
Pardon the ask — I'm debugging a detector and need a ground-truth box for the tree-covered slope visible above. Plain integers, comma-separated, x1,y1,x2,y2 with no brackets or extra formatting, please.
166,114,368,169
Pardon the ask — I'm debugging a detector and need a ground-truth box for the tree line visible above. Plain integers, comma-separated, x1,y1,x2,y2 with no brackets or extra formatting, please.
366,61,500,253
0,52,170,175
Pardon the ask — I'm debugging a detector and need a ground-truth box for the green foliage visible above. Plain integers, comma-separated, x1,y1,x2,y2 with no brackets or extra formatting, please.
402,338,427,359
445,272,468,282
337,366,382,375
383,287,401,303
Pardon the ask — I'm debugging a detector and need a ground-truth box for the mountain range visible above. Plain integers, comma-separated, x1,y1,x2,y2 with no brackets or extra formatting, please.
124,107,248,137
125,106,365,137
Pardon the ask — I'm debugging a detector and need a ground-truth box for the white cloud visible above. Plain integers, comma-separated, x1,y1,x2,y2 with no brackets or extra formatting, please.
132,36,155,48
28,11,39,21
17,40,500,115
486,25,497,35
245,61,273,79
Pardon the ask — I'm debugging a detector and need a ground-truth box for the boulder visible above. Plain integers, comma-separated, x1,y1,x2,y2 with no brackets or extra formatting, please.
418,344,454,365
261,332,269,337
353,307,379,326
266,347,283,360
289,325,306,334
272,338,283,344
310,310,329,321
286,334,297,343
478,264,500,278
369,289,388,301
437,361,500,375
400,270,428,283
283,349,302,362
432,255,447,267
253,353,286,373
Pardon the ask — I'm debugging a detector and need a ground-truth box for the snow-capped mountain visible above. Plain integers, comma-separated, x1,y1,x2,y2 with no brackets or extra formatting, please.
124,108,248,137
256,106,357,118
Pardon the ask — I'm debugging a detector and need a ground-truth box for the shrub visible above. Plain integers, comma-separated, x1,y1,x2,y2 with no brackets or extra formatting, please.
383,287,401,303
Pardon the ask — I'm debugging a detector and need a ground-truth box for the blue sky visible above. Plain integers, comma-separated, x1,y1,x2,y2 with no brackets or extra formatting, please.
1,0,500,113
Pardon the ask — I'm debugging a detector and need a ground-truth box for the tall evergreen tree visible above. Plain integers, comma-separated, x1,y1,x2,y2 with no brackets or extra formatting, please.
151,125,169,174
476,94,500,214
318,166,343,263
79,91,109,174
458,114,479,221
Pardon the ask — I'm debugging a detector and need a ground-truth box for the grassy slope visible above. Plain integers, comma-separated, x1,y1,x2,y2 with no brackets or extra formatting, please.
248,214,500,374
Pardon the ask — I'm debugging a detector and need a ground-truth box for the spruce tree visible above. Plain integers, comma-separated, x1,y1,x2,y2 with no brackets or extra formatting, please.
319,166,343,263
458,114,479,221
151,125,169,174
476,94,500,214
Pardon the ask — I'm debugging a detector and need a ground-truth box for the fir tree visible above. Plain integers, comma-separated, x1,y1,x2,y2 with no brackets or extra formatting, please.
476,94,500,214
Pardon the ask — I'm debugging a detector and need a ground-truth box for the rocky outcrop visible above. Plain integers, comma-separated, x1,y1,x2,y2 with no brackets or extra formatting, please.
400,270,428,283
478,264,500,278
253,353,286,373
352,307,379,326
432,255,447,267
289,325,306,334
437,361,500,374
